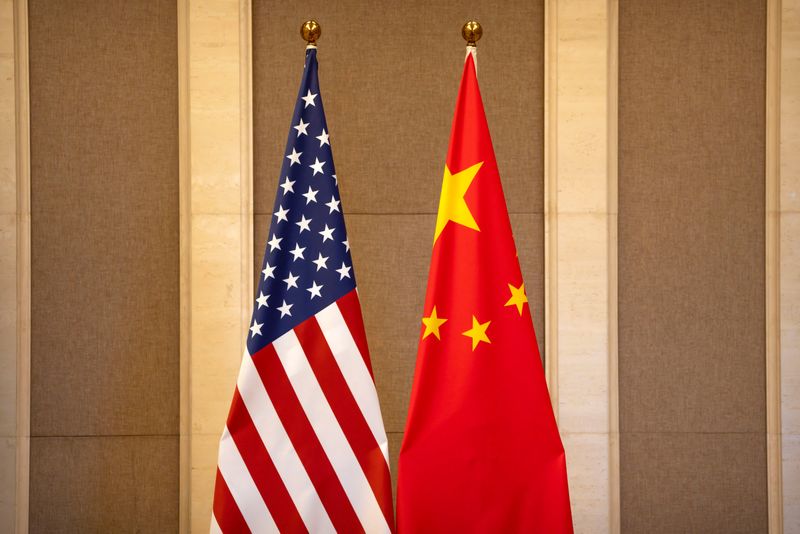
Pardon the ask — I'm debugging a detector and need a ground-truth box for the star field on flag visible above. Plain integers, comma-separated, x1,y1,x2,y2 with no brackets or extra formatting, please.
212,46,394,534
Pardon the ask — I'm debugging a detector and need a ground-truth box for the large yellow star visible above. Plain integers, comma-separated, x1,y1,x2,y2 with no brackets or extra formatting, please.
462,315,491,350
421,306,447,340
504,282,528,315
433,161,484,243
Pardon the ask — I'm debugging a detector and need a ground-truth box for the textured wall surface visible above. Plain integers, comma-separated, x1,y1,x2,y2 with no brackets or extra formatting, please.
252,0,545,494
27,1,179,530
618,0,767,531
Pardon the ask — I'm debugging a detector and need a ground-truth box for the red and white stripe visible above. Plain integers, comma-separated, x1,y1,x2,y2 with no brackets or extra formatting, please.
212,291,393,533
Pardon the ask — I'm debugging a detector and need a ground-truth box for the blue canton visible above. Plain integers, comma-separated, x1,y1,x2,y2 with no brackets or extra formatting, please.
248,48,356,354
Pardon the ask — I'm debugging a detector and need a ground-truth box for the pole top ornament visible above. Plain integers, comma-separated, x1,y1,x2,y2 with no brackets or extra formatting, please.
301,20,321,45
462,20,482,46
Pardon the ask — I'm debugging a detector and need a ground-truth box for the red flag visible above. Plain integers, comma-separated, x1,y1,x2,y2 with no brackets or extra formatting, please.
396,50,573,532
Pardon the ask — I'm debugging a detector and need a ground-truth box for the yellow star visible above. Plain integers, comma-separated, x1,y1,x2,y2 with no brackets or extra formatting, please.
462,315,491,350
421,306,447,340
505,282,528,315
433,161,484,243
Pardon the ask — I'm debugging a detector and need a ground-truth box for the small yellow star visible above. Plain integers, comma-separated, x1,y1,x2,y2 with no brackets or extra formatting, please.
462,315,491,350
505,282,528,315
421,306,447,340
433,161,484,243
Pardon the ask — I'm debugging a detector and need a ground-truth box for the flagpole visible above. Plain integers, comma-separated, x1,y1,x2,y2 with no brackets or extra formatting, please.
462,20,482,70
301,19,321,47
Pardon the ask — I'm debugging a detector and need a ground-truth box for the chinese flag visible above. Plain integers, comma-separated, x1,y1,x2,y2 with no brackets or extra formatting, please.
396,50,573,533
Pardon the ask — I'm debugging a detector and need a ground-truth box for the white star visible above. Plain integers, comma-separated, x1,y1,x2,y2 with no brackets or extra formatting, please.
312,252,329,271
309,157,326,176
256,291,269,309
319,224,335,242
325,196,341,213
307,281,323,299
290,243,306,262
332,174,338,185
316,129,330,147
294,118,310,137
283,272,299,290
277,300,293,318
342,239,350,252
280,177,295,194
286,148,302,166
249,319,263,337
302,186,319,204
268,234,282,252
262,262,275,280
337,262,352,280
301,89,317,108
296,215,312,233
274,205,290,223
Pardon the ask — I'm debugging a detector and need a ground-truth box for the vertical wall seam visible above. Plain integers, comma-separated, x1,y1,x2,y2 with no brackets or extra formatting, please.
544,0,559,421
607,0,621,532
766,0,783,531
240,0,254,359
177,0,191,530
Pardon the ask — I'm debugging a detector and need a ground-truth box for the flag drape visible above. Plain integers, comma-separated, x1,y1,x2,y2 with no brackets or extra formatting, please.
211,46,394,534
396,50,574,533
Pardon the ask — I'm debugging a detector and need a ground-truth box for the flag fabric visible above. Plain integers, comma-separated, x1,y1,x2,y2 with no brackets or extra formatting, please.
211,46,394,534
396,49,574,532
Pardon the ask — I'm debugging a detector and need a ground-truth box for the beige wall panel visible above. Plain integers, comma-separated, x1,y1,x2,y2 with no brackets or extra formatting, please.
182,0,253,529
29,436,178,533
620,432,767,533
619,0,767,529
27,0,179,527
545,0,619,529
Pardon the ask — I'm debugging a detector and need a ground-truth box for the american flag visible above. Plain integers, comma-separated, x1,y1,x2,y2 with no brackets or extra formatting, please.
211,46,394,533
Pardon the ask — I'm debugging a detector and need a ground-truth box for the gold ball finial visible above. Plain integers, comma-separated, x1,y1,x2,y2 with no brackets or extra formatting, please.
462,20,482,46
301,20,321,45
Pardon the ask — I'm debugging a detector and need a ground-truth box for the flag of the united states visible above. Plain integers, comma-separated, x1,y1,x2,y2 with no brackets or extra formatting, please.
211,46,394,534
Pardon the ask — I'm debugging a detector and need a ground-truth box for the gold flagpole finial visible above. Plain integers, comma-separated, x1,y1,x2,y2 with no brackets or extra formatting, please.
462,20,482,47
301,20,321,45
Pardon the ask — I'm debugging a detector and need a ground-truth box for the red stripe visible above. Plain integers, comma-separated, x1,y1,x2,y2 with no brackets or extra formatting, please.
295,317,395,530
337,290,374,378
251,343,365,534
226,388,308,533
212,468,251,534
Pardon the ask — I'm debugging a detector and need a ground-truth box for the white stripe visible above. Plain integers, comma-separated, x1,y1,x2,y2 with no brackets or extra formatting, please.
217,427,278,533
209,514,223,534
273,331,391,534
237,352,336,534
316,302,391,463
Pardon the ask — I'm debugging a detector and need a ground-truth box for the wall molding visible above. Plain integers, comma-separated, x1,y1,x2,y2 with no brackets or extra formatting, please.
13,0,30,531
239,0,254,366
607,0,620,531
177,0,190,529
544,0,559,417
766,0,783,531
